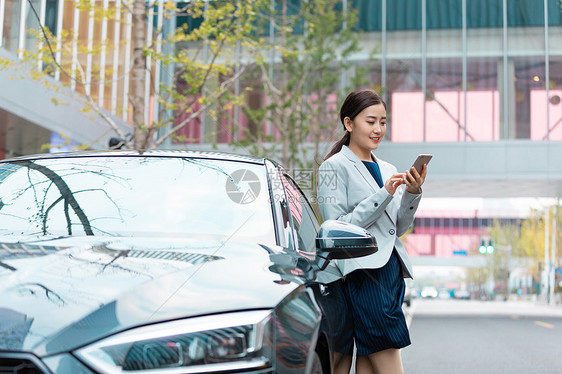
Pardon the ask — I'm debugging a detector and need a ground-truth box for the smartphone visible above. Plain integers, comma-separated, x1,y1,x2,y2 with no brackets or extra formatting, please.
411,154,432,173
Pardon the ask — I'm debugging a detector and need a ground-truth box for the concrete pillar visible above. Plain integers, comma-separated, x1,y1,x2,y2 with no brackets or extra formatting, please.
498,58,516,139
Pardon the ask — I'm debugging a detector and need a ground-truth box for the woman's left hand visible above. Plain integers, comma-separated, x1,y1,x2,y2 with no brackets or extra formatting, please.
404,163,427,194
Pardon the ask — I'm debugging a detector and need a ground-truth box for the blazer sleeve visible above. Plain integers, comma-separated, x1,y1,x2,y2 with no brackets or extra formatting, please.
317,158,394,229
395,187,422,236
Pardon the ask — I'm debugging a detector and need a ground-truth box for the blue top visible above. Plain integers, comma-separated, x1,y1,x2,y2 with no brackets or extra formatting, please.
362,161,384,188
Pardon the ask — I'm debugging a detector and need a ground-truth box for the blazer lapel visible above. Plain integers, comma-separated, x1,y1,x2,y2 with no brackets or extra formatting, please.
341,146,379,193
341,146,398,225
372,154,393,183
373,154,399,224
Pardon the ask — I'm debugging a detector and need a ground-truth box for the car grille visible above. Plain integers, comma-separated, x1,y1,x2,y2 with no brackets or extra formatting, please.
0,355,47,374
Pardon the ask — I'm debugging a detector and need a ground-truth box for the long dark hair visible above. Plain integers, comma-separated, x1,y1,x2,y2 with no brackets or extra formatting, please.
325,89,387,160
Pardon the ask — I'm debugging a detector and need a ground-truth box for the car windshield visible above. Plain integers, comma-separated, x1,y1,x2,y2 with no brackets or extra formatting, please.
0,156,275,245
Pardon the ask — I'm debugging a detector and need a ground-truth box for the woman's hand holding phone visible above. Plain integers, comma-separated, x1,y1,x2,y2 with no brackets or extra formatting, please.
404,156,429,194
404,165,426,194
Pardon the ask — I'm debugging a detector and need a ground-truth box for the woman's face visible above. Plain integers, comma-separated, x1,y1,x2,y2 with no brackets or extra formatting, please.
344,103,387,153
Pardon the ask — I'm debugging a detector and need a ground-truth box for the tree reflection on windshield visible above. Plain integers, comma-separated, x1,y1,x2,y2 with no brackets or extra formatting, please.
0,157,276,246
18,160,94,235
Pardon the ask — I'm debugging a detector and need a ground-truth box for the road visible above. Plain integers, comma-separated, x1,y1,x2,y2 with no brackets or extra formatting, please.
401,299,562,374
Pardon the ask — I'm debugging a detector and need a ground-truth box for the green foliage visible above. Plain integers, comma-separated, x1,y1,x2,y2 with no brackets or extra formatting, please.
145,0,269,149
488,203,562,286
0,57,13,70
13,0,268,150
517,210,547,261
13,0,374,154
465,266,489,290
489,206,561,262
236,0,372,173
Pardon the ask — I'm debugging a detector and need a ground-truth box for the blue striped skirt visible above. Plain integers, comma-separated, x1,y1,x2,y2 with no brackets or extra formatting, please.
337,250,411,356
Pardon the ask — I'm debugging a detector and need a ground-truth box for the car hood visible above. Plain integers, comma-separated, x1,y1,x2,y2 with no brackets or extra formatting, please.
0,236,311,355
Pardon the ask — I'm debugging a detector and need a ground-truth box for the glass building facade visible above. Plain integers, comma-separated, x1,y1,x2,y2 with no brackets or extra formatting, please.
1,0,561,153
168,0,562,145
349,0,562,143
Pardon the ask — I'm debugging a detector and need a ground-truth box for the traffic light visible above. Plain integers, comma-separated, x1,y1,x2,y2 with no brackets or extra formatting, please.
479,239,494,254
479,240,487,254
486,239,494,254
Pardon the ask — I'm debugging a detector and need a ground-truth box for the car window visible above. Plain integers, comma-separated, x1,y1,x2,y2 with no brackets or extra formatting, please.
0,157,276,246
281,174,319,254
266,165,295,250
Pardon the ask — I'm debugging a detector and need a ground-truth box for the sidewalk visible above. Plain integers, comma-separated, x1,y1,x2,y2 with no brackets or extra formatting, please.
408,298,562,318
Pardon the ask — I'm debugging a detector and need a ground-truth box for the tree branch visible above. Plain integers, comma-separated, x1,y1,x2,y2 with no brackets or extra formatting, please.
152,64,249,149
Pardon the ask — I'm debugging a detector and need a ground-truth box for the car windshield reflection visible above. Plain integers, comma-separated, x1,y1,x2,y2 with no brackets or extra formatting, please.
0,156,275,246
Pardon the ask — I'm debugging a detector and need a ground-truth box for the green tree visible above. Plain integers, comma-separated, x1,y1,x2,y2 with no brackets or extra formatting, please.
465,266,489,297
235,0,370,173
518,210,547,262
488,219,517,294
487,203,562,295
511,206,560,267
7,0,266,151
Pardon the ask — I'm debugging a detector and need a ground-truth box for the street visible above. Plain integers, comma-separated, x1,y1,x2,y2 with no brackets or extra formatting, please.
401,299,562,373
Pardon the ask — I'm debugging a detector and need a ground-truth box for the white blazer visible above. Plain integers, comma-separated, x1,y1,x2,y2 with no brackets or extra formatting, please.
317,145,421,278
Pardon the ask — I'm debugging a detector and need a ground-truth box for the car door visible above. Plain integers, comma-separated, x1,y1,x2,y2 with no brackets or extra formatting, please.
279,171,349,374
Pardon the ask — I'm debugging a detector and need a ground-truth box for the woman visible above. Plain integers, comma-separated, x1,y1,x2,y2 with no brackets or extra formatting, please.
317,89,427,374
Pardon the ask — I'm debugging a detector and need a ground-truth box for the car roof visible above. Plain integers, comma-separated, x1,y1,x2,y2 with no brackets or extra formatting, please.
0,150,268,165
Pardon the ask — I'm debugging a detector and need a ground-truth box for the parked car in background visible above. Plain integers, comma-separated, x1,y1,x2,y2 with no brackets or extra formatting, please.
438,288,452,299
454,289,471,300
421,286,439,299
0,151,378,374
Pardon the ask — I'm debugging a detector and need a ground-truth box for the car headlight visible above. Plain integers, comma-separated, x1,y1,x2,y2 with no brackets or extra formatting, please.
74,310,274,373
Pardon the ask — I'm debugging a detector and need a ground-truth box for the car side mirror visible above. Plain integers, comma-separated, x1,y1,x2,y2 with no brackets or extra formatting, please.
315,220,378,270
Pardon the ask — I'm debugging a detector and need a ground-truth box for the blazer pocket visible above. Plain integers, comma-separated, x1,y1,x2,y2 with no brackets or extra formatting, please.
384,198,398,225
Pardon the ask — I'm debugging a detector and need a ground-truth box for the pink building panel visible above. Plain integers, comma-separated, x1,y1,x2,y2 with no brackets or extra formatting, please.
413,226,483,235
426,92,465,142
465,91,500,141
404,233,482,257
403,234,432,256
530,89,562,141
175,100,202,144
392,90,500,142
391,92,424,142
434,234,479,257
